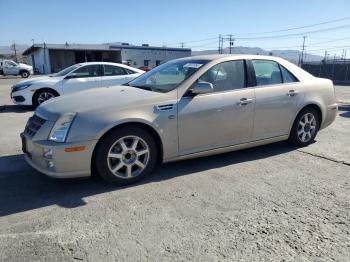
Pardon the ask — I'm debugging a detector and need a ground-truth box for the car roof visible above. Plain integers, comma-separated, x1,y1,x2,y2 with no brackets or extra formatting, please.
75,62,143,72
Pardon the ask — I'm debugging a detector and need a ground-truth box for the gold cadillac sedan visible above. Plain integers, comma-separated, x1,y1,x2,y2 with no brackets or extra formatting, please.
21,55,338,185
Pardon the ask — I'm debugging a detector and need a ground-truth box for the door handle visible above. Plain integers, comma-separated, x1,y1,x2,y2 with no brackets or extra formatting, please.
237,98,254,106
287,90,299,97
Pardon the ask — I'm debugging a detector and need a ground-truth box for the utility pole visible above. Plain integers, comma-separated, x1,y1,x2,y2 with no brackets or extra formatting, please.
300,36,306,67
11,42,18,62
218,35,222,54
180,42,185,48
324,51,328,62
228,34,234,54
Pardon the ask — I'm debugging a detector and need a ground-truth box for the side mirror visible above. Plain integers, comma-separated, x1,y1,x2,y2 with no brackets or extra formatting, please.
65,72,78,79
190,81,214,95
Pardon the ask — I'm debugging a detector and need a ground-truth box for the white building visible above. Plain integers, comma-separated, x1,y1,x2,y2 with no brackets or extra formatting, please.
22,43,191,74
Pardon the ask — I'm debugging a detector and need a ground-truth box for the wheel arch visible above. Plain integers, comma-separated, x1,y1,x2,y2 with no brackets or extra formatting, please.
289,103,323,134
32,87,60,104
91,121,164,175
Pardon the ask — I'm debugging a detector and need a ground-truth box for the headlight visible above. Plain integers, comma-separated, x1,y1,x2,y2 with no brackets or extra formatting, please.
12,83,32,92
49,113,76,142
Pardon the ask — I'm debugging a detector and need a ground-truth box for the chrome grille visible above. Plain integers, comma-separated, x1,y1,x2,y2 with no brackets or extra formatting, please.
24,114,46,138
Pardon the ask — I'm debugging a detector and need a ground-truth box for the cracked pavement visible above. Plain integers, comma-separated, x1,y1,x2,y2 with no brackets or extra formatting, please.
0,77,349,261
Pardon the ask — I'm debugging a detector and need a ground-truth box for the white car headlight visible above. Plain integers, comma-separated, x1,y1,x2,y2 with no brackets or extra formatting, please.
49,113,76,142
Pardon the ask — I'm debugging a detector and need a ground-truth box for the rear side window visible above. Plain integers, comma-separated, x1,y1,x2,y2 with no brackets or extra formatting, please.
280,65,298,83
104,65,127,76
125,68,137,74
198,60,246,92
252,60,282,86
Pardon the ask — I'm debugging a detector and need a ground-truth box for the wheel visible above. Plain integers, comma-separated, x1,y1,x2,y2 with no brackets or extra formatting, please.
0,70,3,75
32,89,57,108
288,108,320,147
20,70,29,78
94,126,158,185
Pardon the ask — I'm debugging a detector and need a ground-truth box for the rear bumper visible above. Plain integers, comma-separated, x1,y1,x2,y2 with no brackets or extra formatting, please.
21,133,97,178
320,103,338,130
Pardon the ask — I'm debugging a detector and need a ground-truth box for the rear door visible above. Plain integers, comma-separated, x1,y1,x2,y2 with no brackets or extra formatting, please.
250,59,301,140
62,64,103,94
101,65,132,87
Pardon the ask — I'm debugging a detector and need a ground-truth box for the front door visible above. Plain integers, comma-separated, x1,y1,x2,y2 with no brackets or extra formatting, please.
251,59,301,140
3,61,19,75
178,60,255,155
62,64,103,95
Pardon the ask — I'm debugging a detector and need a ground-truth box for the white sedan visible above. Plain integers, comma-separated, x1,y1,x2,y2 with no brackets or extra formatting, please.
10,62,144,107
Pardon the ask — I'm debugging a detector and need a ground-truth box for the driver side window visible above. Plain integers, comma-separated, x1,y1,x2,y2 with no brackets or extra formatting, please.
5,61,16,67
198,60,246,92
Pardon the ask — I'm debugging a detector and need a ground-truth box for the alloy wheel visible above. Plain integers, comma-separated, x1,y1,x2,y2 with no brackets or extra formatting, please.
297,112,317,143
37,92,55,104
107,135,150,179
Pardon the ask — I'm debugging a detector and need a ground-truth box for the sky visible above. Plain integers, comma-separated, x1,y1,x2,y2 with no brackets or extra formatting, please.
1,0,350,56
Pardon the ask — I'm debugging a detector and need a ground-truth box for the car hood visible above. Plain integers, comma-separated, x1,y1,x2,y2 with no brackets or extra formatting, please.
36,86,167,121
18,63,33,69
15,75,62,86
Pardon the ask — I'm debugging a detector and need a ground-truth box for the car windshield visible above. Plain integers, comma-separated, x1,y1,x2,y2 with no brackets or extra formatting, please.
127,59,209,92
52,64,81,77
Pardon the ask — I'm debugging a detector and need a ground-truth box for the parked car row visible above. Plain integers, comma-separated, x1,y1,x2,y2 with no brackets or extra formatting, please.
19,55,338,185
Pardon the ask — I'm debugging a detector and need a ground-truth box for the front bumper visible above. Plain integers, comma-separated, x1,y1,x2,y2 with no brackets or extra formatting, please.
21,133,98,178
11,89,33,106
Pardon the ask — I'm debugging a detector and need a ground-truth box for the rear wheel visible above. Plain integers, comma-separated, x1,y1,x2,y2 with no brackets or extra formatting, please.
94,126,158,185
33,89,58,108
20,70,29,78
288,108,320,147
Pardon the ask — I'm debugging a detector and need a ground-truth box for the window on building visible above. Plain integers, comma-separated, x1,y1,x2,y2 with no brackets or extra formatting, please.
70,65,103,78
103,65,127,76
156,60,162,66
252,60,282,86
144,60,150,66
198,60,246,92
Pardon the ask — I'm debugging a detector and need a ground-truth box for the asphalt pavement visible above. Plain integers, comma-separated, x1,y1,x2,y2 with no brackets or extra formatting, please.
0,76,349,261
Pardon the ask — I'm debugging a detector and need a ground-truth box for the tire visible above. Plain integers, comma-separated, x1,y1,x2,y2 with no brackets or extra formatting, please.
32,89,58,108
94,126,158,185
20,70,29,78
288,107,320,147
0,70,3,76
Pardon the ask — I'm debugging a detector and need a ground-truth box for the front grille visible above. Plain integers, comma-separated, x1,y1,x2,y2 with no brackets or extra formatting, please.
24,114,46,138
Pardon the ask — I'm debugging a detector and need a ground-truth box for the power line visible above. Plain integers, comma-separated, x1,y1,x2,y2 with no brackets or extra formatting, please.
234,16,350,36
234,24,350,40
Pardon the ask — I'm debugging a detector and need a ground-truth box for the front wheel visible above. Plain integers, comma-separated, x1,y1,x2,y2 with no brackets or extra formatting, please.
20,70,29,78
32,89,57,108
94,126,158,185
288,108,320,147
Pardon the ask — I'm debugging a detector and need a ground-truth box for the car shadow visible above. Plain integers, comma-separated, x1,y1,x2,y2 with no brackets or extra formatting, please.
338,104,350,118
0,141,296,217
0,105,33,113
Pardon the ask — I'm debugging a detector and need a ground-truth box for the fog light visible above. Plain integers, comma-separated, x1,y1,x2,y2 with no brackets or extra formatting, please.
43,148,53,159
47,161,54,168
